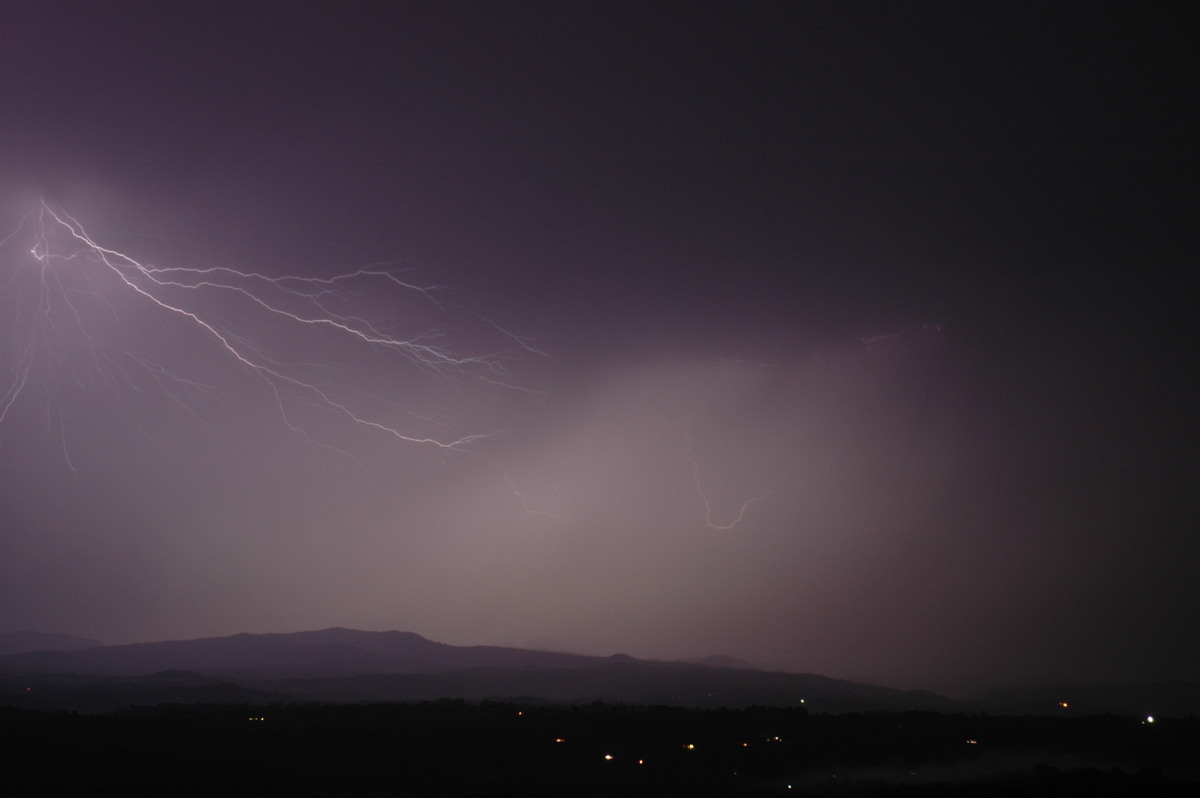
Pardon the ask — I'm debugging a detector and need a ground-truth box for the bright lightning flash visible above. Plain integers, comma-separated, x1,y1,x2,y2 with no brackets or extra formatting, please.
1,200,526,464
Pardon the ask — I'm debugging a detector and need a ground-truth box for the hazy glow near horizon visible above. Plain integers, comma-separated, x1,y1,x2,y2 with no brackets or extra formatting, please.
0,197,970,686
0,3,1194,697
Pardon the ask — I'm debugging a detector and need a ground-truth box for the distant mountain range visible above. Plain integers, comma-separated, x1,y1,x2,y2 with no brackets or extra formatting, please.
0,627,953,713
1,628,1194,717
0,630,102,656
0,627,611,678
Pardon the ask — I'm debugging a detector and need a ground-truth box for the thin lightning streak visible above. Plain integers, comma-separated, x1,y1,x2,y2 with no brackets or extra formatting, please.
501,470,572,524
137,264,482,374
58,411,75,472
0,359,31,426
861,322,942,357
482,317,551,359
1,200,531,461
683,417,772,531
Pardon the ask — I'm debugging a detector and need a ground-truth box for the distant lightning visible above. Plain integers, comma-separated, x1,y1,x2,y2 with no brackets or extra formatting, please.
501,469,572,524
861,322,942,357
0,200,530,463
683,417,772,531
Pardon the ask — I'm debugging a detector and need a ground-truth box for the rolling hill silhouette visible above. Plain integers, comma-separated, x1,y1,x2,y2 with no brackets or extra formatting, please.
0,627,955,712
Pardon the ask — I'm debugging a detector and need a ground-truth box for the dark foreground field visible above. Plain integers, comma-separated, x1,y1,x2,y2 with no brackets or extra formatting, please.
4,702,1198,797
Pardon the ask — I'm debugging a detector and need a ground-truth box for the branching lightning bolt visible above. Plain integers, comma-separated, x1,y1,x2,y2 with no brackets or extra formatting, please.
1,200,530,463
683,417,772,531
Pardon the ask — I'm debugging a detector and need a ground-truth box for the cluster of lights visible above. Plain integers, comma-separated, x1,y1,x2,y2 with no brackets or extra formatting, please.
600,754,650,766
531,705,789,775
548,705,1166,793
585,735,785,768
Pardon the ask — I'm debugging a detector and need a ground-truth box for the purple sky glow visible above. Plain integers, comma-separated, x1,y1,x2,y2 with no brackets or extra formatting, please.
1,2,1195,697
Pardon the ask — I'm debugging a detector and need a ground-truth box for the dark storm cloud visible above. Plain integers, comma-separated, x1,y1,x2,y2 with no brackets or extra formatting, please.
1,2,1195,696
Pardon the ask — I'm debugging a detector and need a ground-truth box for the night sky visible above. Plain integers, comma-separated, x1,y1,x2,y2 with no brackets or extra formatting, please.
1,2,1195,697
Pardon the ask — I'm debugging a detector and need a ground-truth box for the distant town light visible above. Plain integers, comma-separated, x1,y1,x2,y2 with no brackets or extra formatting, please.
684,744,695,750
604,754,614,761
1146,716,1155,724
1059,701,1069,708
